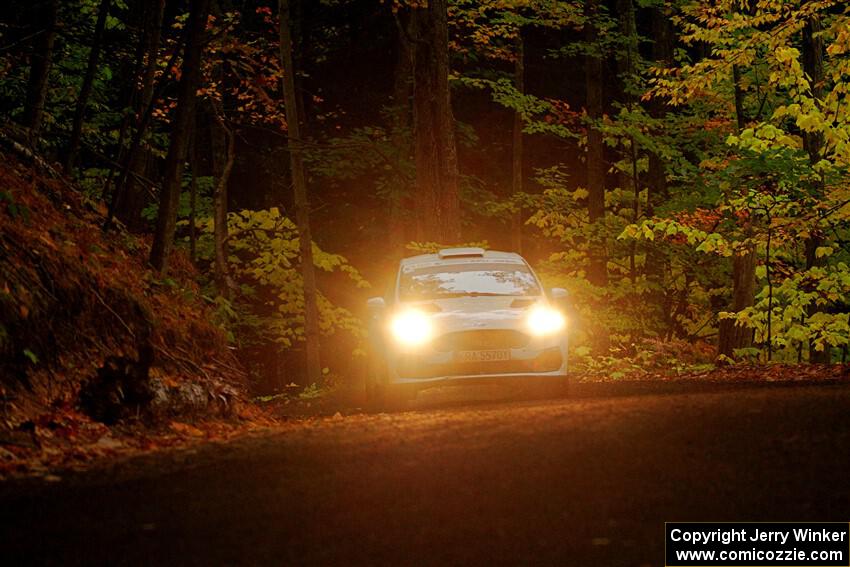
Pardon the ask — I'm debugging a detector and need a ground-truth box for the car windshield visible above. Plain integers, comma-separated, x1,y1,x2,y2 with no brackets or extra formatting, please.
399,262,541,301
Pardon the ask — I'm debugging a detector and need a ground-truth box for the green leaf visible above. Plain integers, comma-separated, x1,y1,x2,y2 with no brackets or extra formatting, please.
23,349,38,364
815,246,834,258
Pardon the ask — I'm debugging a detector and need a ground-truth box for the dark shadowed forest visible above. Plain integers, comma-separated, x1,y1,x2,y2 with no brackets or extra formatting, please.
1,0,850,412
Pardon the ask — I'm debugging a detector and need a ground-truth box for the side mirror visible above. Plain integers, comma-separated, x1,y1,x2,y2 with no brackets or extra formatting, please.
550,288,568,300
367,296,386,316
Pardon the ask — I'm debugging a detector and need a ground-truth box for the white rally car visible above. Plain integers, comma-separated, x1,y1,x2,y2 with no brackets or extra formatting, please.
367,247,569,406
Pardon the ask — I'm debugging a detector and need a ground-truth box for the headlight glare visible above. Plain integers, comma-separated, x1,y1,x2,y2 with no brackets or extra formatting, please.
390,309,433,346
527,305,566,336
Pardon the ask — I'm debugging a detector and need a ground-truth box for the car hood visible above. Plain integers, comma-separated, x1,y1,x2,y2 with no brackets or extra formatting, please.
411,296,542,332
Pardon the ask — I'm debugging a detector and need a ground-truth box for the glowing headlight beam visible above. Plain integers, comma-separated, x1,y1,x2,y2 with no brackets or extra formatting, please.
390,309,433,346
527,305,566,336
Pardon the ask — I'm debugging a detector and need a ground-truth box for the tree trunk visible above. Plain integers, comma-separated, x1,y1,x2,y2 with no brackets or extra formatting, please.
149,0,210,271
802,19,824,163
106,0,166,229
389,7,413,254
616,0,639,283
718,246,756,358
290,0,309,133
584,0,607,286
135,0,166,137
802,16,829,363
212,106,236,295
101,0,150,203
615,0,637,101
411,0,461,244
188,125,198,264
64,0,111,171
646,5,673,213
22,0,58,142
108,0,166,229
732,65,748,132
122,0,165,231
279,0,322,386
615,0,634,198
511,32,524,253
645,4,674,332
718,65,756,359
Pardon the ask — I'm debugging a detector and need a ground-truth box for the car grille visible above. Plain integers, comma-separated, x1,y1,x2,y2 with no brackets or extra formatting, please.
397,348,562,379
432,330,530,352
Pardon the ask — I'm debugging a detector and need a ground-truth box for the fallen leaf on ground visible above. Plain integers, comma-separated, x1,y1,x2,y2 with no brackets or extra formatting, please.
169,421,205,437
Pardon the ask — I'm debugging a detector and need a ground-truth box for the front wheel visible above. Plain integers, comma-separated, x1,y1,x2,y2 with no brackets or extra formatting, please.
366,354,415,411
373,383,416,411
365,351,386,407
529,374,570,399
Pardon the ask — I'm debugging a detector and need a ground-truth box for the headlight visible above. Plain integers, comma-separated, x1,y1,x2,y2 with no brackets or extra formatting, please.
527,305,566,336
390,309,433,346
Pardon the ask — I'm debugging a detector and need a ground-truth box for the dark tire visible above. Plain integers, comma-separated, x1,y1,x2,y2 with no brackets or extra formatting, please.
365,352,387,409
366,352,415,411
370,383,416,412
532,375,570,399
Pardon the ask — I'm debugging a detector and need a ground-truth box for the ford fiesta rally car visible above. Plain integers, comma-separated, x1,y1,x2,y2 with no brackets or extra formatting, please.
367,247,569,406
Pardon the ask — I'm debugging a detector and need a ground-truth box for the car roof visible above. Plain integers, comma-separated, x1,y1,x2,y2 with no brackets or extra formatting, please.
400,249,526,270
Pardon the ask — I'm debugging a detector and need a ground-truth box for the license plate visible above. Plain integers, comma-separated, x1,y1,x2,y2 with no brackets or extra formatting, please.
454,349,511,363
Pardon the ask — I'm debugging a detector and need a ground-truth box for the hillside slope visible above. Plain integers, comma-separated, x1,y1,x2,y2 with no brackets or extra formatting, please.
0,145,252,473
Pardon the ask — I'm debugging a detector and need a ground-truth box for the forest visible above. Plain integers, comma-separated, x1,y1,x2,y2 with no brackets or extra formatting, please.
1,0,850,407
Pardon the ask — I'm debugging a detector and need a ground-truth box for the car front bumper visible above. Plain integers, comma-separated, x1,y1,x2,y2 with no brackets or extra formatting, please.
385,335,568,385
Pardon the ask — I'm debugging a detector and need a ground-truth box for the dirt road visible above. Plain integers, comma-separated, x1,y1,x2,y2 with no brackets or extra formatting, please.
2,382,849,566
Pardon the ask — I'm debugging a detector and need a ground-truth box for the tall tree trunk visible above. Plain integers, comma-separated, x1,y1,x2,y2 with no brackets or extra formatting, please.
101,0,149,203
188,124,198,264
732,65,746,132
411,0,461,244
149,0,210,271
511,32,524,253
646,5,674,331
64,0,111,171
802,16,829,363
584,0,607,286
389,7,413,254
279,0,322,386
107,0,166,229
290,0,309,132
802,19,824,165
616,0,639,283
718,246,757,358
206,0,234,288
22,0,58,142
615,0,637,100
212,105,236,294
718,65,756,359
135,0,166,123
122,0,165,230
646,5,673,213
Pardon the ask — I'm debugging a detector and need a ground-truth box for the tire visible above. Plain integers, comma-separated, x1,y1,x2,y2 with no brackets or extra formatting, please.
365,352,387,408
532,374,570,399
366,353,415,411
372,383,417,412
